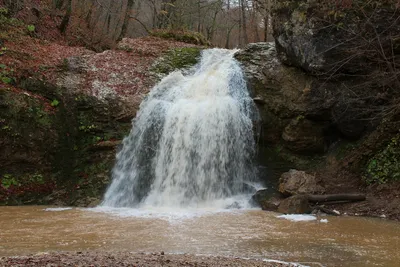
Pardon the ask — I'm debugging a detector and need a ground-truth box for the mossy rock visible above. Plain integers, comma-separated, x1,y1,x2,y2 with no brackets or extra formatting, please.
1,80,133,206
151,30,210,46
152,47,202,75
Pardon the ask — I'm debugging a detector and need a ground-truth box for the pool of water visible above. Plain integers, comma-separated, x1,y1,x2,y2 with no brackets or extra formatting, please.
0,206,399,267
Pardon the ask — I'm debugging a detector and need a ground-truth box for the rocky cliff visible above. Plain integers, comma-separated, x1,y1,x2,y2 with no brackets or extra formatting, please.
236,0,400,220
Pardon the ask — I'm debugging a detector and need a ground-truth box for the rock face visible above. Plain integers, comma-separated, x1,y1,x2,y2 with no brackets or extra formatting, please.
236,2,400,163
277,195,311,214
0,80,132,206
272,0,400,75
235,42,336,158
235,43,331,145
282,117,325,154
279,170,325,196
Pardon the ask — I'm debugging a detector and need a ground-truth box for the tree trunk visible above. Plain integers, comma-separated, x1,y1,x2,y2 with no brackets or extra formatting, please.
264,14,268,42
308,194,366,203
59,0,72,34
241,0,249,45
119,0,135,40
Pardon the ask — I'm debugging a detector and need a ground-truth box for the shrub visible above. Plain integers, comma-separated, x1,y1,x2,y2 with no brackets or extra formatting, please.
364,135,400,184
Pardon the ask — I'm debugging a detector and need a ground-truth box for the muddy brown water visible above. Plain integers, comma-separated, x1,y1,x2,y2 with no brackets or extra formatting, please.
0,206,399,267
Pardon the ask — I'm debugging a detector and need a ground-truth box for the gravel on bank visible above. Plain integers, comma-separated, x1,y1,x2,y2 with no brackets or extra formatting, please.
0,252,303,267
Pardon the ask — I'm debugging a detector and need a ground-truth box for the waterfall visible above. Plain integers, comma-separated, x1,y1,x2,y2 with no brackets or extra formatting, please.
102,48,259,208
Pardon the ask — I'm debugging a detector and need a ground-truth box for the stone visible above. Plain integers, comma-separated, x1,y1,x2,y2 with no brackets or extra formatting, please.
272,0,400,75
279,169,325,196
87,198,101,208
251,189,283,212
282,117,326,154
278,195,311,214
235,42,316,144
64,56,87,73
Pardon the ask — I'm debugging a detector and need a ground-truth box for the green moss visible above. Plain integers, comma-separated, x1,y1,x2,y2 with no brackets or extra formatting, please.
152,47,202,75
364,135,400,184
0,63,15,85
151,29,210,46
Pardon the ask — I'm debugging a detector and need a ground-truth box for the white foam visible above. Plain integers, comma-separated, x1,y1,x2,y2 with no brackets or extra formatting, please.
263,259,311,267
44,207,73,212
89,203,255,223
320,219,328,223
277,214,317,222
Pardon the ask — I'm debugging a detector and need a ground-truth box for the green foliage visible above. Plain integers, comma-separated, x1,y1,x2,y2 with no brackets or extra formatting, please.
151,29,210,46
0,7,31,40
1,173,45,189
295,115,305,121
30,173,45,184
0,46,7,56
0,7,8,16
26,105,52,127
51,99,60,107
365,135,400,184
1,77,12,84
1,174,18,189
27,24,35,32
79,124,97,133
0,63,15,84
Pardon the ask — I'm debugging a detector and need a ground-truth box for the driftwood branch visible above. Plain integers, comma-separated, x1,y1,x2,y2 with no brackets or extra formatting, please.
308,193,366,203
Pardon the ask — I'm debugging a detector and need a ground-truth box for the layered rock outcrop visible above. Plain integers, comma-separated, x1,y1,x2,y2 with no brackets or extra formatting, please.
242,0,400,217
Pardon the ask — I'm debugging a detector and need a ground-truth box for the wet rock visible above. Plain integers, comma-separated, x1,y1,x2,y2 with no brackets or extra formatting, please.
251,189,283,212
235,42,315,144
282,117,326,154
226,202,242,209
279,169,325,196
278,195,311,214
89,140,122,151
87,198,101,208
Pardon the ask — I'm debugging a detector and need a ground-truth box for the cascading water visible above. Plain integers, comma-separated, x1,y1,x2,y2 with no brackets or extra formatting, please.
102,49,259,208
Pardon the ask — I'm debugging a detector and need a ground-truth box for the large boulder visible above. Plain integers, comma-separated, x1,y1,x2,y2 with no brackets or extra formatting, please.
251,189,283,211
279,169,325,196
277,195,311,214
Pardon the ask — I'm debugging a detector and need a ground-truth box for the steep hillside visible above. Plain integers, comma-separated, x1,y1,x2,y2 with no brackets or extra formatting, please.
0,1,203,206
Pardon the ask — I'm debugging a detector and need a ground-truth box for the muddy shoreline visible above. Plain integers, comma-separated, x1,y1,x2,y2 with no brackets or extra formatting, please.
0,252,301,267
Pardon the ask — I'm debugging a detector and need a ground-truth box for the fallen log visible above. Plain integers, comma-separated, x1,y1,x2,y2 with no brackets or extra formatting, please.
308,193,366,203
